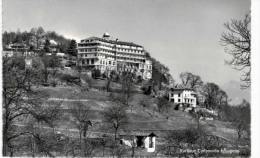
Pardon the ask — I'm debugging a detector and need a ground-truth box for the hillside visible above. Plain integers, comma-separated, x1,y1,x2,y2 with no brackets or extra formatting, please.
33,83,238,143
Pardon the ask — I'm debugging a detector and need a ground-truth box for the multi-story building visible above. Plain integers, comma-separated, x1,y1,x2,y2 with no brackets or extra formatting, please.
5,43,29,52
77,33,152,79
168,88,197,107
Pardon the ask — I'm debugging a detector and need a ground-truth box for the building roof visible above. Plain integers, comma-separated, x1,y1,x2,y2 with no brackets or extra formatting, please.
81,36,143,47
170,88,194,91
56,52,66,56
119,131,158,137
50,39,58,45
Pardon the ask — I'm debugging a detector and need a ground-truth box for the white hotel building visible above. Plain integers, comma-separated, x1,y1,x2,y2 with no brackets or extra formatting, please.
77,33,152,79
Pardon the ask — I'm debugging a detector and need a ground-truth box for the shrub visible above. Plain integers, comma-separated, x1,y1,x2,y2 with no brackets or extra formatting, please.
92,69,101,79
59,74,80,85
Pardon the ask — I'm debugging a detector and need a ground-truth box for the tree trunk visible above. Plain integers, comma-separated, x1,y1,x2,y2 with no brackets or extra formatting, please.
131,140,135,158
3,115,9,156
114,128,118,140
197,118,200,130
31,135,35,157
238,129,241,139
107,80,111,92
79,131,82,156
3,135,8,156
102,144,105,157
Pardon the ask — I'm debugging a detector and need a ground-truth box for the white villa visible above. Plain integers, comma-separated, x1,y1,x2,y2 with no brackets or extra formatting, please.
168,88,197,107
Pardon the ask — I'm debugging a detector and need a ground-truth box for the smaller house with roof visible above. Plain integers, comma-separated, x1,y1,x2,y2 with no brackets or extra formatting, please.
119,132,157,153
168,88,197,108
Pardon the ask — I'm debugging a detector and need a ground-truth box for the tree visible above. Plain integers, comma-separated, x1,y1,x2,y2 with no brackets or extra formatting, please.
202,83,228,110
221,14,251,88
146,52,174,90
92,69,101,79
141,79,153,95
25,101,62,157
103,104,128,140
71,102,92,156
106,77,111,92
67,39,78,56
164,127,207,157
121,72,134,107
43,39,51,53
225,100,250,140
2,56,61,156
14,29,23,43
30,27,45,50
179,72,203,90
2,56,35,156
41,54,60,84
189,109,204,130
139,97,150,111
157,97,170,114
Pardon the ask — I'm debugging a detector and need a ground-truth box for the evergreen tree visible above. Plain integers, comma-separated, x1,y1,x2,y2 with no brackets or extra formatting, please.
67,39,78,56
44,39,51,53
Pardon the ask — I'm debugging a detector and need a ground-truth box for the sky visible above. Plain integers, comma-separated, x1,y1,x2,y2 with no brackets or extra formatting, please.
2,0,251,103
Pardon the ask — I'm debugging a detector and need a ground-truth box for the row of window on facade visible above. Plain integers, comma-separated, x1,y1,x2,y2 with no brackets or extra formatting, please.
116,57,145,63
82,59,95,65
144,65,152,70
80,56,146,65
79,51,145,60
100,60,116,66
171,93,181,97
78,47,143,55
171,93,193,98
79,53,113,58
171,98,195,103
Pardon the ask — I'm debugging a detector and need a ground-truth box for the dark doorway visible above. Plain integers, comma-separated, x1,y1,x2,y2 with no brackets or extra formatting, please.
136,136,144,147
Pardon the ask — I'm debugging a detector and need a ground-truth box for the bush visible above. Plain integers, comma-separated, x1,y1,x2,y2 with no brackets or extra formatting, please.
239,147,250,156
92,69,101,79
141,85,152,95
81,74,93,88
59,74,80,85
50,80,57,87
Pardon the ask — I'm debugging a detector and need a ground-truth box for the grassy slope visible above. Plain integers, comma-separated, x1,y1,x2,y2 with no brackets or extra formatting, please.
36,81,238,143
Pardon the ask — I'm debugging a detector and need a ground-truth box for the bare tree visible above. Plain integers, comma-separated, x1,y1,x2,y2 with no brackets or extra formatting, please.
179,72,203,90
30,27,45,50
164,127,207,157
157,97,170,114
2,57,43,156
103,104,128,140
221,14,251,88
106,76,111,92
41,54,60,84
2,56,64,156
226,100,250,140
70,102,92,156
139,97,150,111
121,72,134,107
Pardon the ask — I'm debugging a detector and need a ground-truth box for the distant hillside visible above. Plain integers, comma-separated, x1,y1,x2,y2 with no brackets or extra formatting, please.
221,80,251,105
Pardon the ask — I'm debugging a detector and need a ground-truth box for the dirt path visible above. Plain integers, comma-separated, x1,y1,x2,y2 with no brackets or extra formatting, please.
47,98,90,102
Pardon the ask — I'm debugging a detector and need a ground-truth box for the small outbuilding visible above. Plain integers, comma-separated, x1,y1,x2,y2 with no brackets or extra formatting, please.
119,132,157,153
